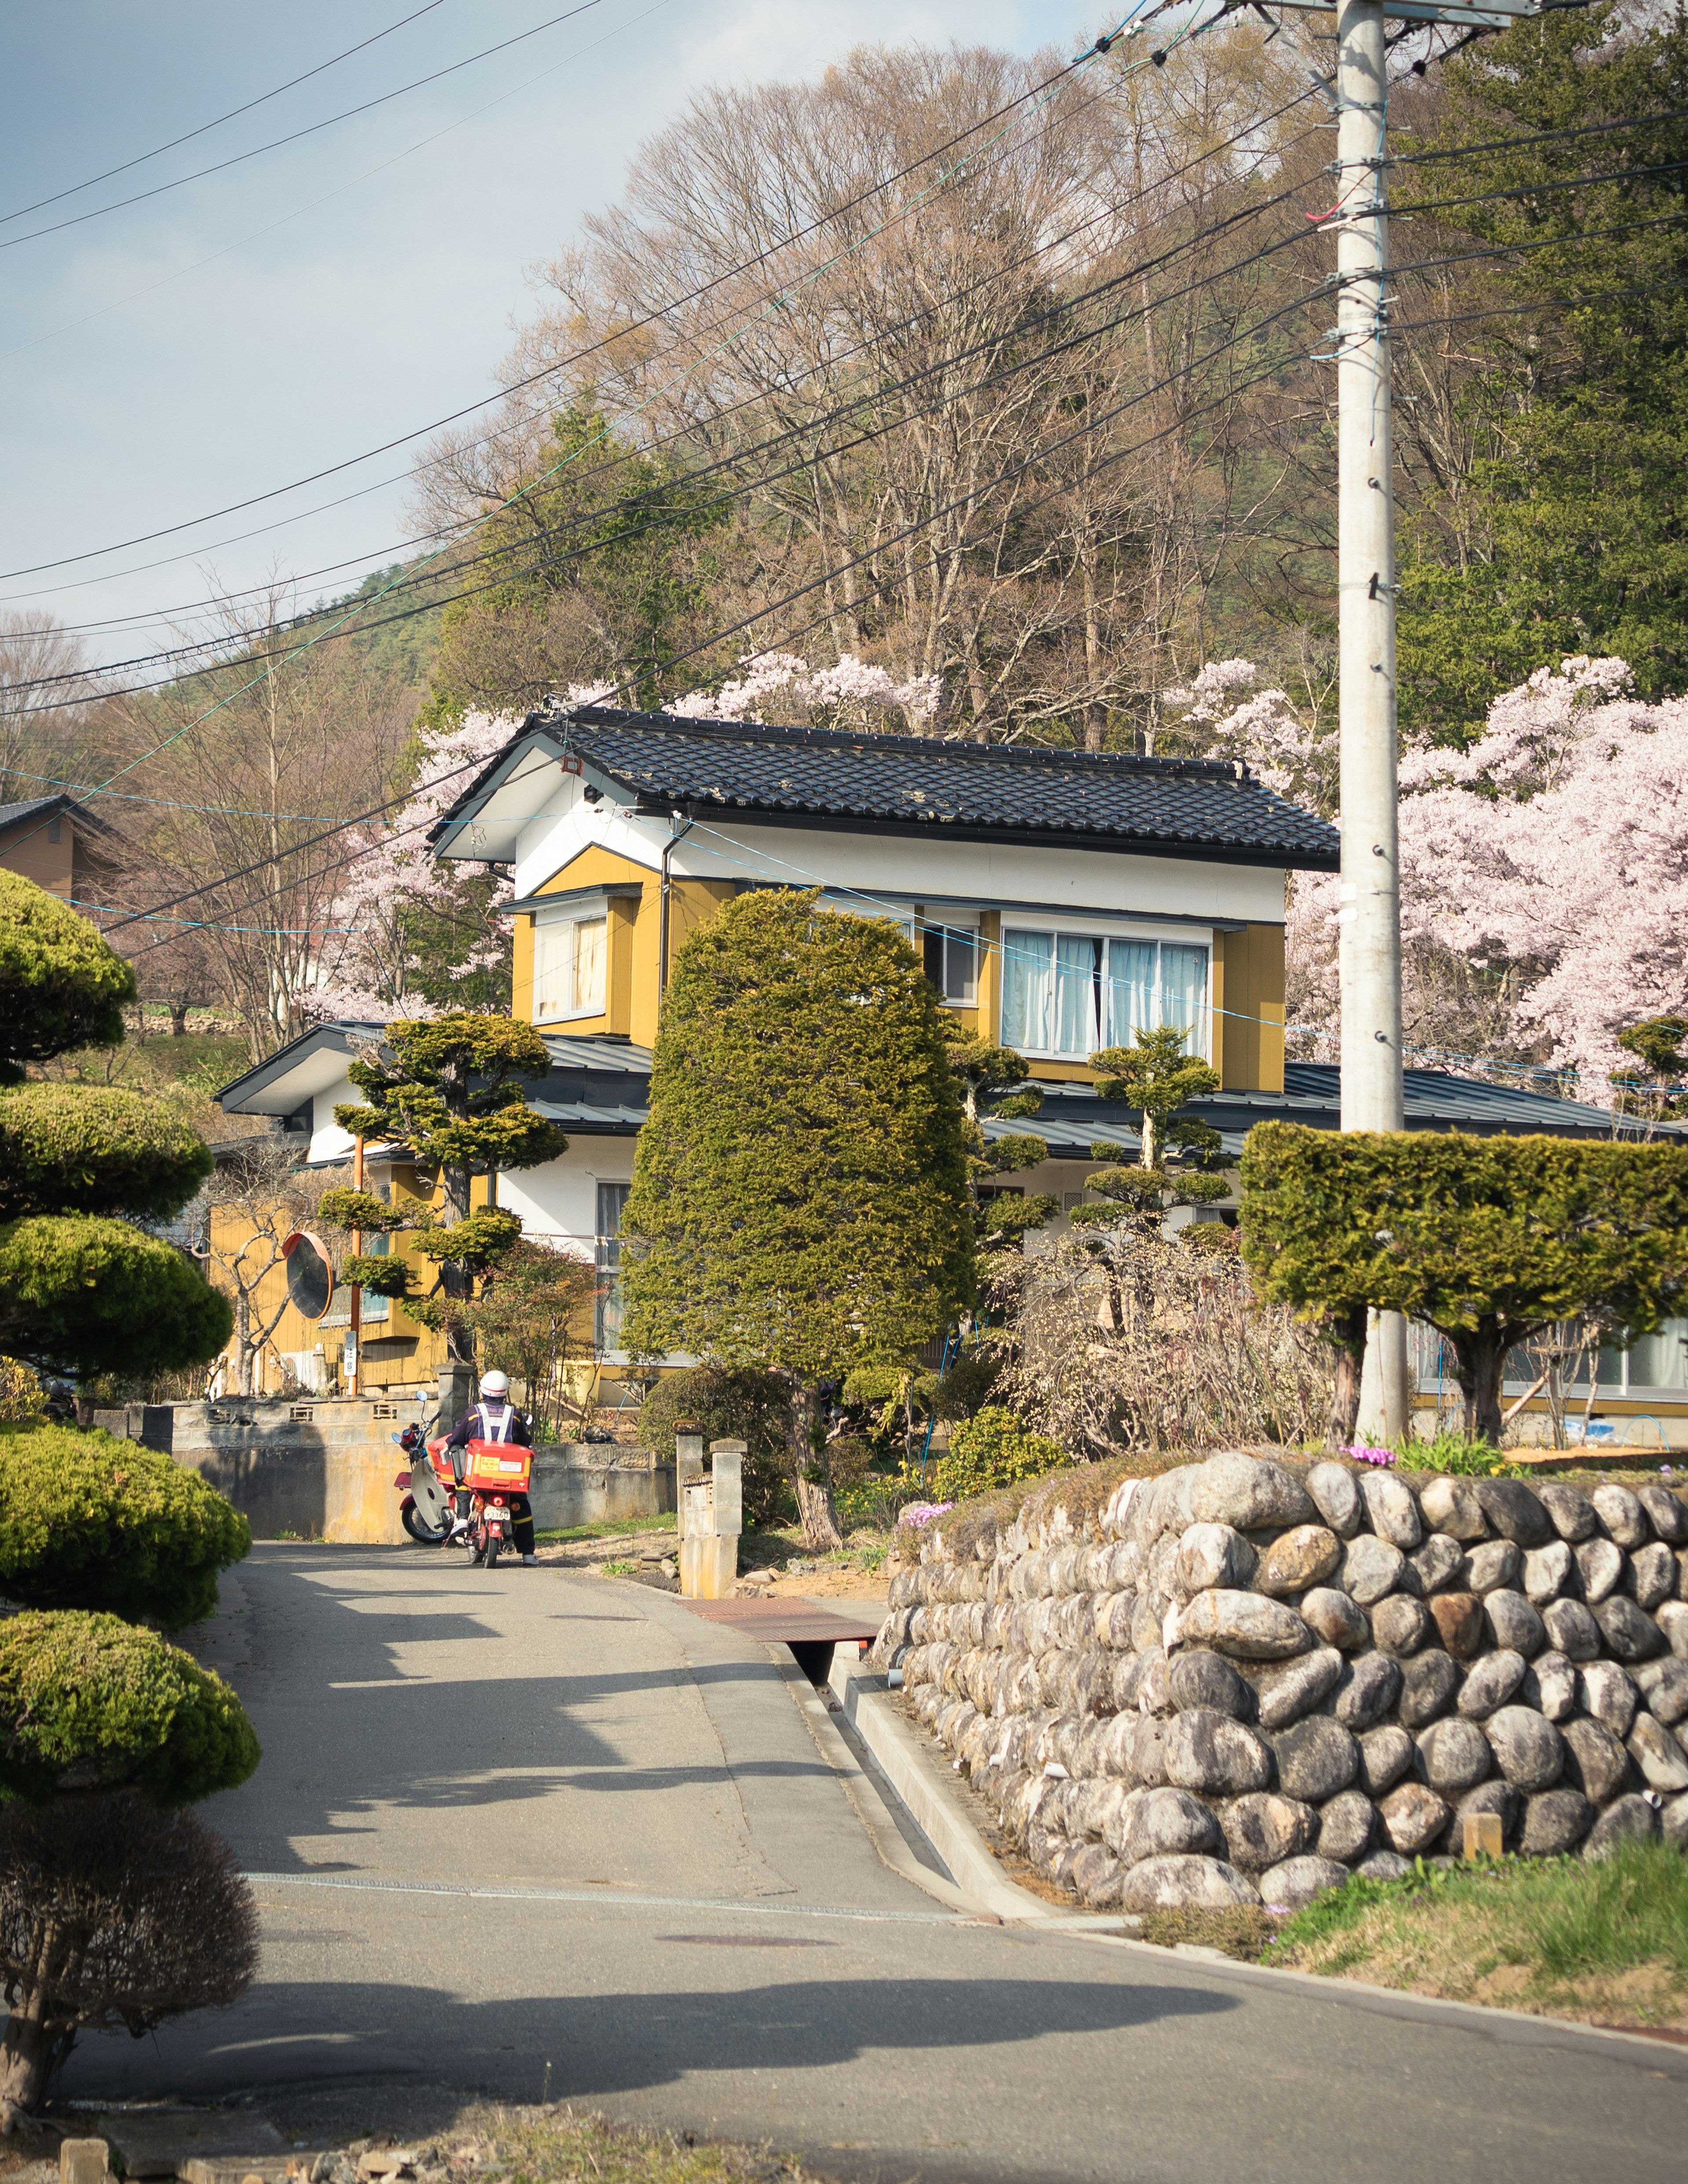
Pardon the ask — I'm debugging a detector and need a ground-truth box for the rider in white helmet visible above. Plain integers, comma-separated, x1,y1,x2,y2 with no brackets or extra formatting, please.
444,1369,538,1564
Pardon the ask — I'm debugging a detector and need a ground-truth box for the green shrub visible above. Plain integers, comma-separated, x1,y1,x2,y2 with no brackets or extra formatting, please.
0,1610,261,1805
0,1420,249,1628
929,1405,1067,1501
635,1364,796,1527
0,1085,212,1222
0,872,134,1085
1397,1430,1526,1479
0,1216,233,1380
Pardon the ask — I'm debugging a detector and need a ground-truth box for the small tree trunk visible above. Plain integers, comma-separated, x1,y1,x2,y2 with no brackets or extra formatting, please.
1324,1308,1366,1450
233,1290,253,1396
1455,1328,1509,1445
0,1912,73,2126
169,999,189,1036
789,1382,843,1551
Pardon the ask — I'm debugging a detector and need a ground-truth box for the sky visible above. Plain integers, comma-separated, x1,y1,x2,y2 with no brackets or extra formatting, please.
0,0,1073,683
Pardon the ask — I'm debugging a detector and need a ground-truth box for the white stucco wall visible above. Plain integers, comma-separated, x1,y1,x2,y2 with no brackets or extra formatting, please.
494,1137,638,1259
308,1074,361,1165
508,777,1289,929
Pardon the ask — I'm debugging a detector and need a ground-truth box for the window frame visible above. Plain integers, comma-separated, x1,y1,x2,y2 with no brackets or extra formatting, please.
532,907,608,1025
999,924,1212,1061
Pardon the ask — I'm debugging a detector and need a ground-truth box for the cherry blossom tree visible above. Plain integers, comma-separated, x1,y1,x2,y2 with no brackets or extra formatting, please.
304,711,523,1023
1176,654,1688,1097
674,652,941,736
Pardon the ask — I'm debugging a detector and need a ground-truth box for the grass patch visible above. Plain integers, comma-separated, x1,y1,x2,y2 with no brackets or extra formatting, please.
1268,1843,1688,2029
1139,1905,1279,1961
534,1515,678,1544
303,2105,817,2184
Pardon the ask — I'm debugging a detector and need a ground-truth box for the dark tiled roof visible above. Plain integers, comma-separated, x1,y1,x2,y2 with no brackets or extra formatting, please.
1036,1060,1681,1156
472,705,1340,870
0,791,119,838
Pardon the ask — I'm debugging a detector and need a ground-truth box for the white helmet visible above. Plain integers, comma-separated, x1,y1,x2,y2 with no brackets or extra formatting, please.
479,1370,510,1399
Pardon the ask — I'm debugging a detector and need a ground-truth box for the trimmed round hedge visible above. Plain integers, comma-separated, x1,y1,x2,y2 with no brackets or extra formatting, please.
0,1610,261,1805
0,871,134,1084
0,1084,213,1223
0,1215,233,1380
0,1421,249,1629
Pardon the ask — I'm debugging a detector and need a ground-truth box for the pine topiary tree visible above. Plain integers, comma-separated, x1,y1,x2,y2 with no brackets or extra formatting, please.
1241,1121,1688,1443
1071,1026,1230,1234
0,880,229,1381
620,890,974,1548
0,877,258,2120
0,1420,251,1628
318,1013,569,1374
942,1027,1058,1251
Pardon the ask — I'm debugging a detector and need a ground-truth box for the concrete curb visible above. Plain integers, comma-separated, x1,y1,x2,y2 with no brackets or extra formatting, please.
824,1653,1093,1924
765,1646,974,1916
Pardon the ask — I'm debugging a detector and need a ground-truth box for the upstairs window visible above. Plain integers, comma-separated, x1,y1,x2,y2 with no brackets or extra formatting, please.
923,922,979,1004
1001,931,1208,1060
534,912,606,1023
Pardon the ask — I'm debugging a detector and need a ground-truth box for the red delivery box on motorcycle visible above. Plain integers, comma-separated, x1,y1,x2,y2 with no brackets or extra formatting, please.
458,1438,532,1491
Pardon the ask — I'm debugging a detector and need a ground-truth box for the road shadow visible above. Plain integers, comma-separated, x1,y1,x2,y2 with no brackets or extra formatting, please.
60,1967,1240,2106
198,1549,833,1868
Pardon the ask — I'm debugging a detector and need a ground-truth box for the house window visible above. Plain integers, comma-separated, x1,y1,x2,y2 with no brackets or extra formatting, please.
923,923,979,1004
595,1181,630,1352
1411,1318,1688,1397
534,912,606,1022
1001,930,1209,1060
47,818,62,844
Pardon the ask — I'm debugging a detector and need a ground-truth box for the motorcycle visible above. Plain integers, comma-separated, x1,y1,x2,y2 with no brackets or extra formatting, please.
393,1424,532,1570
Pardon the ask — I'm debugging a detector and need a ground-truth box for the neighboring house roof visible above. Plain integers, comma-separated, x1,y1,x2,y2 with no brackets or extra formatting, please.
1035,1061,1685,1159
429,706,1343,871
219,1020,1679,1168
0,791,121,841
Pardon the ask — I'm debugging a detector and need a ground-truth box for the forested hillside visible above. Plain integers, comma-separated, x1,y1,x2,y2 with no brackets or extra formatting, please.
9,3,1682,1080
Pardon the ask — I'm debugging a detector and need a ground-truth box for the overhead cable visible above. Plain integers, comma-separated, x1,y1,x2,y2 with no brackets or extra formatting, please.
0,0,614,254
0,0,450,225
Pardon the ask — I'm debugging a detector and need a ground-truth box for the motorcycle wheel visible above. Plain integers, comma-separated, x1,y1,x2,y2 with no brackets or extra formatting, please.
401,1503,449,1548
484,1536,502,1570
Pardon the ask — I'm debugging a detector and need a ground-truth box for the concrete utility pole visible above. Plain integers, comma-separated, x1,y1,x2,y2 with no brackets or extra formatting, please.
1333,0,1409,1439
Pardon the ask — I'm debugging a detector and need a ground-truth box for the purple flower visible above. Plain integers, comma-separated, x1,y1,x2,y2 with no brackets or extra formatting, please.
1344,1443,1397,1468
901,1501,955,1527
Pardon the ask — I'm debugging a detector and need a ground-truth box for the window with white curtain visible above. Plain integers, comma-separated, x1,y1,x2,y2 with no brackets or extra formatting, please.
534,912,607,1022
1001,929,1209,1059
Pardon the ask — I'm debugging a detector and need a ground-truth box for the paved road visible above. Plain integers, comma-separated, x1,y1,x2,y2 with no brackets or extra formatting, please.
64,1547,1688,2183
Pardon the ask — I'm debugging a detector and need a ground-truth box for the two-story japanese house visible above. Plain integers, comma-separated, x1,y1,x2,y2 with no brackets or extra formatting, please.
215,701,1688,1439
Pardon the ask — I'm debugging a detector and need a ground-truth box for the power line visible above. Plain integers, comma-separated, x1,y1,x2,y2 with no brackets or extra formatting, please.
114,340,1314,953
4,81,1324,636
0,0,615,255
0,0,450,225
4,12,1188,867
9,160,1320,697
1387,103,1688,170
113,247,1688,952
0,25,1130,584
0,0,679,376
1389,151,1688,223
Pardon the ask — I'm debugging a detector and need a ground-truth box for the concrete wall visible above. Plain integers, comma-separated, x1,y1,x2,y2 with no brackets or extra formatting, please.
92,1396,674,1544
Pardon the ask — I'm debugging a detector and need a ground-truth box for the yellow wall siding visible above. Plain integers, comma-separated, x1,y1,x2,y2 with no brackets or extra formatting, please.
513,914,535,1022
528,844,655,1038
0,819,75,899
975,911,1002,1042
1217,924,1286,1093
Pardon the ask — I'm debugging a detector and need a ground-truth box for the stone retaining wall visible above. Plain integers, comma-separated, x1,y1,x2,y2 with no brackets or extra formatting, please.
873,1454,1688,1912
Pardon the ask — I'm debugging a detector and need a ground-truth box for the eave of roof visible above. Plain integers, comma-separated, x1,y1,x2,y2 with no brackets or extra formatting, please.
0,791,122,840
